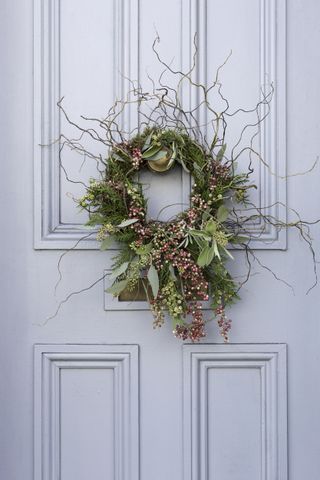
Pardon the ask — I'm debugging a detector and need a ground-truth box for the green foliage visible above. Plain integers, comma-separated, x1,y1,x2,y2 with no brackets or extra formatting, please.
78,126,253,341
117,219,139,227
100,237,113,251
111,247,134,270
216,205,229,223
147,264,159,298
109,262,130,281
106,279,129,296
197,245,215,267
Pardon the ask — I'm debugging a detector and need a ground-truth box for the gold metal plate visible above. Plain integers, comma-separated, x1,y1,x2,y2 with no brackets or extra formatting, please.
118,278,153,302
147,148,175,172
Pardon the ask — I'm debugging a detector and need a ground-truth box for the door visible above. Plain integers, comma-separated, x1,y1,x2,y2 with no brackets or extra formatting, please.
1,1,320,479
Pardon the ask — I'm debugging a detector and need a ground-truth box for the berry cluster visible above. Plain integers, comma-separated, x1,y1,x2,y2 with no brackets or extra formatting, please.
131,147,143,170
215,305,232,342
150,299,165,329
97,223,115,241
211,160,231,179
174,302,206,341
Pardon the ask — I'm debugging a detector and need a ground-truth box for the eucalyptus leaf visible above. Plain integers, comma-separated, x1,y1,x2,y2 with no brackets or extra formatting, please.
216,205,229,223
111,152,126,162
146,149,168,162
232,235,249,244
216,144,227,162
142,132,153,152
212,240,221,260
197,245,215,267
223,247,234,260
142,145,162,159
106,278,129,296
204,219,217,235
117,218,139,228
147,264,159,298
109,261,129,280
113,146,131,159
189,229,211,240
100,236,113,251
171,142,177,159
190,235,206,249
166,157,176,169
202,210,211,222
135,243,153,255
178,157,190,173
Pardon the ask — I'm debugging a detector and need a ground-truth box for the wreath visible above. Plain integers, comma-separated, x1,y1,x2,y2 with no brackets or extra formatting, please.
50,38,318,342
78,127,251,341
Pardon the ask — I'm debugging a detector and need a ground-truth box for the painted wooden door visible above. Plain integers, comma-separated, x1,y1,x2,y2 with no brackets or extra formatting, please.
1,1,320,479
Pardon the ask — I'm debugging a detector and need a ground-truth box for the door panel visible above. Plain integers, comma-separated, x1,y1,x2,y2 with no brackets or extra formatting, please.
34,345,139,480
34,0,286,250
183,344,287,480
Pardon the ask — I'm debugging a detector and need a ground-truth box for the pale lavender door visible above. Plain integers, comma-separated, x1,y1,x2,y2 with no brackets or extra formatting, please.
1,1,320,479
